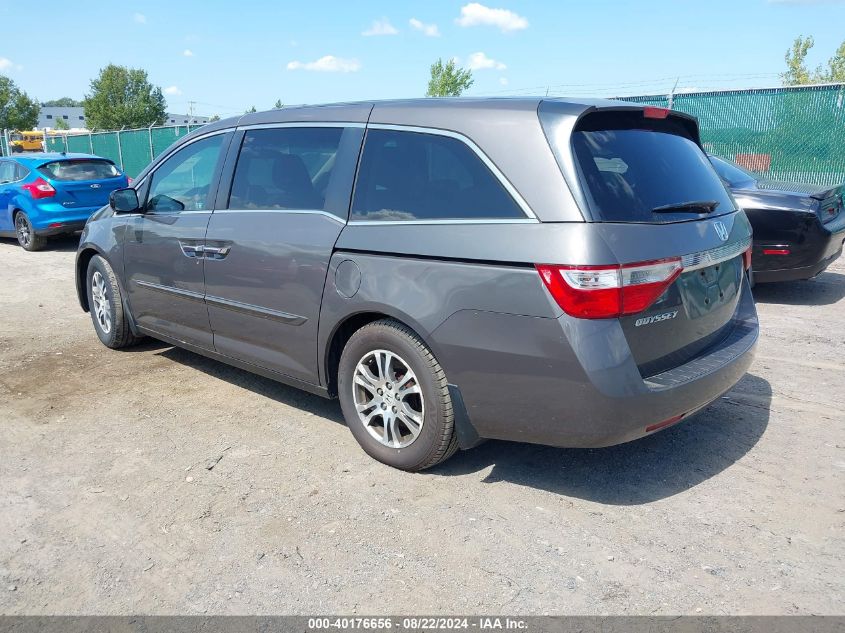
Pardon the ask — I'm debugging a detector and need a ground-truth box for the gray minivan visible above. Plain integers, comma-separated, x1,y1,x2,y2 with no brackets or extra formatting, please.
76,98,758,470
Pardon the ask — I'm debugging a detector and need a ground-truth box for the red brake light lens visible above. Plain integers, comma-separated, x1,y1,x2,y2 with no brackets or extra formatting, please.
22,177,56,200
643,106,670,119
536,258,682,319
742,246,753,270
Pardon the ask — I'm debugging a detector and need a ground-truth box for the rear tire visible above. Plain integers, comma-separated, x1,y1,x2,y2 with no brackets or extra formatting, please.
14,213,45,251
338,319,458,471
86,255,143,349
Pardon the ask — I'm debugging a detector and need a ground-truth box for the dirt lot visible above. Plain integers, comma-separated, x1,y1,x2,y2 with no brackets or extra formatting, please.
0,236,843,615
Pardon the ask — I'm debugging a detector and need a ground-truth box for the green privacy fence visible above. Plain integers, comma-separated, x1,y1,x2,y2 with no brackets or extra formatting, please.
44,124,205,178
621,83,845,187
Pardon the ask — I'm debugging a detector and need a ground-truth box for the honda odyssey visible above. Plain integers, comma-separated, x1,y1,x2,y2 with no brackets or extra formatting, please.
75,98,758,470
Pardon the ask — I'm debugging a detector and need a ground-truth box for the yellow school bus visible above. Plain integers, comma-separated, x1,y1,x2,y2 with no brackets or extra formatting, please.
10,131,45,153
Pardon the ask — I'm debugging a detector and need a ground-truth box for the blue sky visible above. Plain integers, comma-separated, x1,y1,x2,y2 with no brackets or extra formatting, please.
1,0,843,119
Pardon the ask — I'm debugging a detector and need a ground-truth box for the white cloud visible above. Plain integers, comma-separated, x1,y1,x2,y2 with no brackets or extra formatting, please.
0,57,13,71
466,51,507,71
183,49,194,57
409,18,440,37
133,12,147,24
164,85,182,96
286,56,361,72
499,77,508,86
456,3,528,32
362,18,398,36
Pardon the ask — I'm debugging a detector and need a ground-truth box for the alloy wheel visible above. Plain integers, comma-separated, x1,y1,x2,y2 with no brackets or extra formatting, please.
352,349,424,448
15,215,31,248
90,271,112,334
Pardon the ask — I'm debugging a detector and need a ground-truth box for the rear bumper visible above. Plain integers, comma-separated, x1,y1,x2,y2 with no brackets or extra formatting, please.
753,215,845,283
34,220,87,236
433,277,758,448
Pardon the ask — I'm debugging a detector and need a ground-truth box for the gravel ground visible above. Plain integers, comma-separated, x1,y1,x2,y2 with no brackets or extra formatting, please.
0,236,843,615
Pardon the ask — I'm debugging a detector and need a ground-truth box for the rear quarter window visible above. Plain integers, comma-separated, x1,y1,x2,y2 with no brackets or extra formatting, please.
351,129,525,222
38,159,121,182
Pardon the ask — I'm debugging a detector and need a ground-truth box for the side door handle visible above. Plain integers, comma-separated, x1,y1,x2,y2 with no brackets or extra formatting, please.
202,245,231,260
179,241,205,258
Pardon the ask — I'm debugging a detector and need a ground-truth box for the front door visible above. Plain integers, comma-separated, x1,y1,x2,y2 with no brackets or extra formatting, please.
203,125,363,383
123,132,230,349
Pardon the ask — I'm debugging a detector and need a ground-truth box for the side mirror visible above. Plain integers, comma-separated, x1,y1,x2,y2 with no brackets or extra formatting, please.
110,188,140,214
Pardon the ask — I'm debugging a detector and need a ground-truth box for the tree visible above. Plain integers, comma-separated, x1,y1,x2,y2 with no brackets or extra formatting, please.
819,40,845,83
426,58,474,97
208,114,221,122
274,99,284,109
781,36,815,86
0,75,40,131
42,97,82,107
53,118,70,130
246,105,257,113
781,36,845,85
83,64,166,130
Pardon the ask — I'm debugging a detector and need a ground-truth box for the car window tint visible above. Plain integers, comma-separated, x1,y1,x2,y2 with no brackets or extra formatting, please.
709,156,757,188
569,128,735,222
38,159,121,182
228,127,343,211
146,135,225,213
15,164,28,180
351,129,524,221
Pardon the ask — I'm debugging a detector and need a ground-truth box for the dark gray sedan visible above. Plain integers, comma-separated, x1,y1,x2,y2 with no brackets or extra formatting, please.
709,155,845,283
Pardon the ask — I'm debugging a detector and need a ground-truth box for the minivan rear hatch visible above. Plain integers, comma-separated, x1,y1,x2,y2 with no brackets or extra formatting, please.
539,103,752,376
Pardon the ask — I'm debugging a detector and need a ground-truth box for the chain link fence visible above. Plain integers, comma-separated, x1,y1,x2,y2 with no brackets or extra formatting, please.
621,83,845,186
42,124,205,177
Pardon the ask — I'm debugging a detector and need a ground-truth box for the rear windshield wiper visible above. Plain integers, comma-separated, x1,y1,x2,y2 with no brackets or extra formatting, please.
652,200,720,214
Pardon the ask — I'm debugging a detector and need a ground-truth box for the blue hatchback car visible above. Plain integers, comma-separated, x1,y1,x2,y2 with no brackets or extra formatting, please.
0,153,129,250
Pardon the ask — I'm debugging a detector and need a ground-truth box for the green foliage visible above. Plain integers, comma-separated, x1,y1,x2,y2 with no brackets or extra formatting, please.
83,65,167,130
53,117,70,130
208,114,221,122
426,58,474,97
246,105,257,113
782,36,845,85
274,99,284,109
0,74,40,130
42,97,82,107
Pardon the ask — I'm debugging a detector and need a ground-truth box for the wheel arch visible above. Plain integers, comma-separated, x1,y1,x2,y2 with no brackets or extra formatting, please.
76,245,108,312
322,308,439,399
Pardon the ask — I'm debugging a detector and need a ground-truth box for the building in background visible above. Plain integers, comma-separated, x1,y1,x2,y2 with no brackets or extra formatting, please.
36,107,210,131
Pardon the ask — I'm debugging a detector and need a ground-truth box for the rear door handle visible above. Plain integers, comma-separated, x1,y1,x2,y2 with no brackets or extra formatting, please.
203,245,231,260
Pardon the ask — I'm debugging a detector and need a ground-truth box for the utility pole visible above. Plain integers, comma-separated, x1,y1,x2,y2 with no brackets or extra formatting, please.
188,100,196,125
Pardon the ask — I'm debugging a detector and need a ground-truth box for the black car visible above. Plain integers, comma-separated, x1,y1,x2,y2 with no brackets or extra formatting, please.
709,155,845,283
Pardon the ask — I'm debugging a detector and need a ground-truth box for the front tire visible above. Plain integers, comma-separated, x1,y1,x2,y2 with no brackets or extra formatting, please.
338,319,458,471
86,255,142,349
15,213,46,251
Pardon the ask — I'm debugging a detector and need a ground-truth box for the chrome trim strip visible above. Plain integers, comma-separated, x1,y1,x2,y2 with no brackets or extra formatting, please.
347,218,538,226
237,122,365,131
204,294,307,326
365,123,538,221
134,280,205,302
682,236,752,272
215,208,346,224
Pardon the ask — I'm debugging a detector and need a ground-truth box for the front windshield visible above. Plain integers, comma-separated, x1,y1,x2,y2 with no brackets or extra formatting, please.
709,156,757,188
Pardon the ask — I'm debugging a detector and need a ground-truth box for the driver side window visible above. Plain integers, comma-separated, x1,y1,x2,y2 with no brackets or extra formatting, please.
146,134,225,213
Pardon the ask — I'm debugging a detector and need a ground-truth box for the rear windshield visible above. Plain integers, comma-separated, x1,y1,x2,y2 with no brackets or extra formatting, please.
544,109,735,223
38,159,121,182
709,156,757,188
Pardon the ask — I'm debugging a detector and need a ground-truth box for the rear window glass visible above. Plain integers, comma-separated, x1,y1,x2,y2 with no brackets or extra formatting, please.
709,156,757,188
351,129,525,222
544,109,735,223
38,159,121,182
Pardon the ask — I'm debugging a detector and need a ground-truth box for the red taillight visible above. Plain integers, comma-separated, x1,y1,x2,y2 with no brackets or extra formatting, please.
742,246,753,270
536,257,682,319
643,106,670,119
22,177,56,200
763,248,790,256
